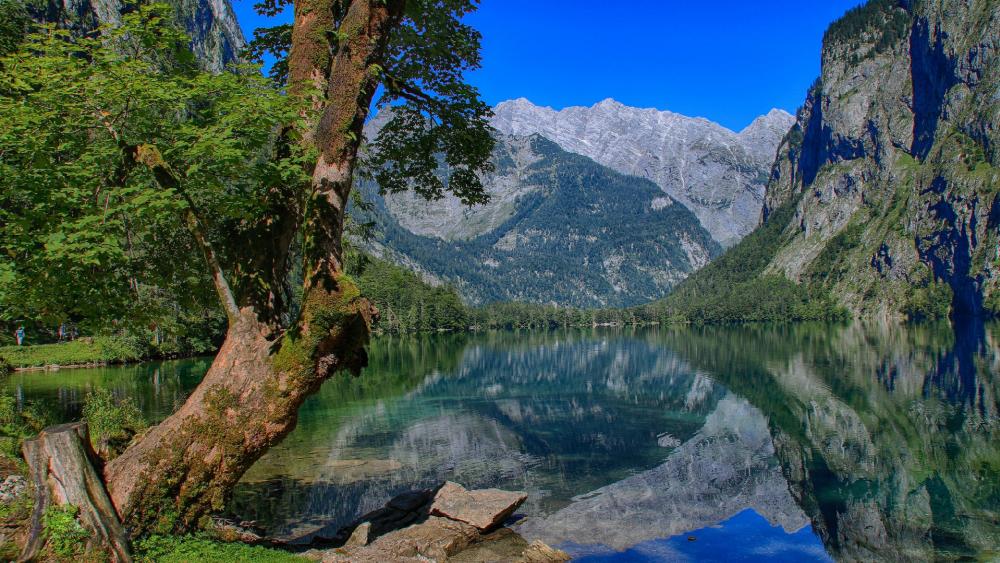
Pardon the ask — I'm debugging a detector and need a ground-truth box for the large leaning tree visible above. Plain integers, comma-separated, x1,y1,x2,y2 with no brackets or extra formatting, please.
0,0,493,542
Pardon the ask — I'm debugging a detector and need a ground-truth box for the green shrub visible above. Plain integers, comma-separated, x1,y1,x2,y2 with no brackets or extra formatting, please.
82,389,146,460
0,490,31,522
43,504,90,559
94,335,147,363
903,282,953,321
0,393,24,460
134,535,303,563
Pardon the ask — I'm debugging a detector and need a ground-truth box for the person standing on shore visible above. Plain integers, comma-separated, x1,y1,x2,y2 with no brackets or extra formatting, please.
15,326,24,346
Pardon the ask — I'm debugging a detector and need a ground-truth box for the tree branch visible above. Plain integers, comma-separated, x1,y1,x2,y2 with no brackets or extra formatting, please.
131,144,242,324
382,72,438,108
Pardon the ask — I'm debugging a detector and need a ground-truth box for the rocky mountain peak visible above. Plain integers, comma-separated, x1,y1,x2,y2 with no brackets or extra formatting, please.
738,108,796,167
490,98,794,247
740,108,795,136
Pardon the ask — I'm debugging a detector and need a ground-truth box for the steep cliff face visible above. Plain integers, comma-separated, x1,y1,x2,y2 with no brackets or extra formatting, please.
29,0,244,71
763,0,1000,318
492,98,794,247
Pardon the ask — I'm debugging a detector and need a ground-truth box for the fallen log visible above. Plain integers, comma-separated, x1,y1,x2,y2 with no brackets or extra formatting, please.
19,422,131,563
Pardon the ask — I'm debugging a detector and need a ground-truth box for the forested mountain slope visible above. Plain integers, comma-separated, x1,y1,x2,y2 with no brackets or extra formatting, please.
356,134,720,308
654,0,1000,321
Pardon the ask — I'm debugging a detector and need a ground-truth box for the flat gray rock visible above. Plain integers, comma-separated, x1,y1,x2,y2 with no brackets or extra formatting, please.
431,481,527,531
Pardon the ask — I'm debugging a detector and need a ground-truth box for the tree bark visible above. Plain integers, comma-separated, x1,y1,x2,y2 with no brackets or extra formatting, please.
20,423,132,563
302,0,405,286
101,0,403,538
103,297,374,535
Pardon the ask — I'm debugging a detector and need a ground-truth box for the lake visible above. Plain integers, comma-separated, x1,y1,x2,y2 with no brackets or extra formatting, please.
6,322,1000,561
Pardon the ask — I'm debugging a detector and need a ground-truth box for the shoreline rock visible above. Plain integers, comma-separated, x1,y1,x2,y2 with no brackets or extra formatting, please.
430,481,527,531
304,483,568,563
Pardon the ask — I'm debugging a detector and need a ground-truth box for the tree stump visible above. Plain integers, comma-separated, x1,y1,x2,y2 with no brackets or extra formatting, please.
19,422,132,562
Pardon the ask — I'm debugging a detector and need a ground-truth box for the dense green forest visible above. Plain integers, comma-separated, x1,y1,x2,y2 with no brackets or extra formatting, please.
822,0,911,57
349,254,653,333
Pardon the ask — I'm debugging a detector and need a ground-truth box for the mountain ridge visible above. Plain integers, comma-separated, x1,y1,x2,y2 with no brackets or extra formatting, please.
491,97,795,246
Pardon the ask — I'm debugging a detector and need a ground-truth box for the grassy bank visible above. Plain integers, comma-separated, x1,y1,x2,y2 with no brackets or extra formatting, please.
0,337,149,370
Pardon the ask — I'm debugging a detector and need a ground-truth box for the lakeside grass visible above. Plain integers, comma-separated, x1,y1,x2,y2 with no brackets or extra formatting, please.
0,337,145,369
135,536,304,563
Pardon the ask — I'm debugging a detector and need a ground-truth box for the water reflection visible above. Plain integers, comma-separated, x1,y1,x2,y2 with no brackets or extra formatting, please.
514,395,809,551
5,358,210,423
8,323,1000,561
231,330,730,541
666,321,1000,561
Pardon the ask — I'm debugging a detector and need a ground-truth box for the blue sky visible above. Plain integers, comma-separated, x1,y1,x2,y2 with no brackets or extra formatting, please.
231,0,864,131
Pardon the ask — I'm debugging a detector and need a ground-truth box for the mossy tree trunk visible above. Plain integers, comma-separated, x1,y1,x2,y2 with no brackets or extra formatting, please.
102,0,405,537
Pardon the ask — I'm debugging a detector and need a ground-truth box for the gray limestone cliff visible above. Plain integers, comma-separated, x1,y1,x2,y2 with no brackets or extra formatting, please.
761,0,1000,318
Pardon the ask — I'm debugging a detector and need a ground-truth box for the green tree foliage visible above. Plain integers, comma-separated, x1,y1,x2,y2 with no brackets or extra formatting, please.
347,253,658,332
470,302,636,330
805,222,865,287
0,0,30,56
348,254,469,333
823,0,911,58
367,0,496,206
0,6,308,336
903,281,953,321
248,0,496,206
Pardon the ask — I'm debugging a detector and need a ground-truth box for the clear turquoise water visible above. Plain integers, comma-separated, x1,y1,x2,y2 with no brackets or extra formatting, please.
9,322,1000,561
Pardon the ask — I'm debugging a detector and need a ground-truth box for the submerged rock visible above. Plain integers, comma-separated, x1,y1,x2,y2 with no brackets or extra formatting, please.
323,516,479,562
430,481,527,531
450,529,571,563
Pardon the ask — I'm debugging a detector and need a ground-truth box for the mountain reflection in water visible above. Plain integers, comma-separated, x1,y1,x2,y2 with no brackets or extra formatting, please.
9,322,1000,561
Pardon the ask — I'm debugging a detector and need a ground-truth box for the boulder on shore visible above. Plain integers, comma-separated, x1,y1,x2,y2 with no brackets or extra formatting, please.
430,481,527,531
